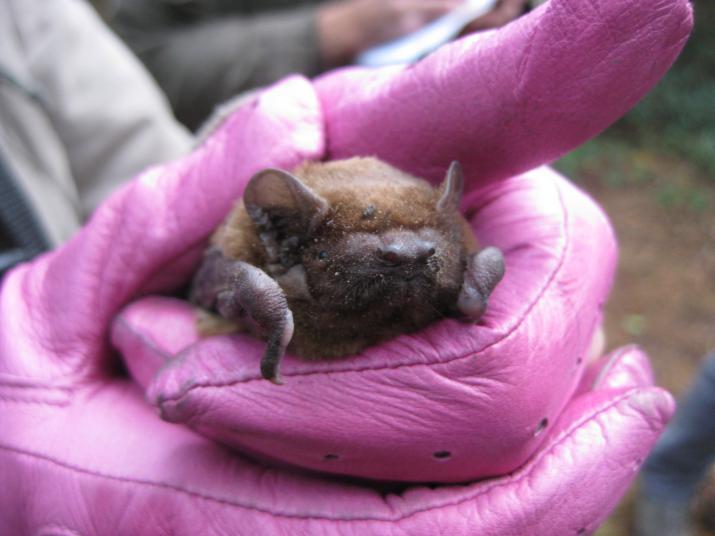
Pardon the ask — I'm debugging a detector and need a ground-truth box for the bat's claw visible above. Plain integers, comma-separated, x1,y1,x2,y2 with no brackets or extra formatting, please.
261,358,284,385
269,374,284,386
458,247,505,321
260,309,294,385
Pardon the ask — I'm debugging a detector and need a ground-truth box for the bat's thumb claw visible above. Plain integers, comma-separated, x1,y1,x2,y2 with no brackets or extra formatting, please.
457,290,487,321
269,374,284,386
457,246,506,320
261,359,284,385
260,312,293,385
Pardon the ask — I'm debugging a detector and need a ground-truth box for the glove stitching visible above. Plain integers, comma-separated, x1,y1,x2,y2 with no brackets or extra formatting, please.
0,393,70,406
0,374,73,405
36,523,82,536
113,317,173,362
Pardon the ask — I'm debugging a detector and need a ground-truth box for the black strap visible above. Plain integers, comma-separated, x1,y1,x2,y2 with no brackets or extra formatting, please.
0,148,50,278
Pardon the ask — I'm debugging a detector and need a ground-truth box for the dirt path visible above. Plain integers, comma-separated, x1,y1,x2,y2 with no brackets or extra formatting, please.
556,140,715,535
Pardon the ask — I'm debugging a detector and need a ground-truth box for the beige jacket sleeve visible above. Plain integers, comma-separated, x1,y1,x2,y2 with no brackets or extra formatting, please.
0,0,192,245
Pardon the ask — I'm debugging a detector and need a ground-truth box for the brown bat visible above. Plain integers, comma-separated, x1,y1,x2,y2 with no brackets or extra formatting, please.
190,157,504,384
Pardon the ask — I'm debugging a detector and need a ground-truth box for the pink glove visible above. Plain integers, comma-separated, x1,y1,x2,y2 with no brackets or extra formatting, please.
0,0,691,534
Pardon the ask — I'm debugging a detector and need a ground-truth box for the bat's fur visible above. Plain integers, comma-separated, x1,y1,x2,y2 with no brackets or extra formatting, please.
199,157,480,359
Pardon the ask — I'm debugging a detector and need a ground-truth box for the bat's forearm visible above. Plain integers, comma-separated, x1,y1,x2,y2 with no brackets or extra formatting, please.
190,247,293,384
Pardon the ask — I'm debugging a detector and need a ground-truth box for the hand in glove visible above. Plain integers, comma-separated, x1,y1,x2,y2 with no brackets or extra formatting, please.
0,0,691,533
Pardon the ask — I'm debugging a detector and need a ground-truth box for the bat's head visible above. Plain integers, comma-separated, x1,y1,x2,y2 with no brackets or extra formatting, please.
244,158,470,314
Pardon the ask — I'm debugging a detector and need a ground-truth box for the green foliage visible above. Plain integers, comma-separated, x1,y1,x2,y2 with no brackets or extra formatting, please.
556,0,714,212
556,137,662,187
610,0,715,177
622,314,648,337
555,138,632,186
555,136,712,212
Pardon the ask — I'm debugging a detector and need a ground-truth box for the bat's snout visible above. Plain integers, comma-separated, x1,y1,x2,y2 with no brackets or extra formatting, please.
378,235,436,266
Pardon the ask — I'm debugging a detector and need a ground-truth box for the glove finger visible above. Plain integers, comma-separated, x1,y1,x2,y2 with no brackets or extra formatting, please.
112,297,200,389
315,0,692,186
577,344,656,396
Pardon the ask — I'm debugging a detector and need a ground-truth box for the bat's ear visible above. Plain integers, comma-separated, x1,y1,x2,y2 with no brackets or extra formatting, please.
437,161,464,213
244,168,329,234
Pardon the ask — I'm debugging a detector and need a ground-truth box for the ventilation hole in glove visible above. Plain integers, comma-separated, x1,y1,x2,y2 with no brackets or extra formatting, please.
576,356,583,366
433,450,451,460
323,454,340,461
577,529,587,535
534,418,549,436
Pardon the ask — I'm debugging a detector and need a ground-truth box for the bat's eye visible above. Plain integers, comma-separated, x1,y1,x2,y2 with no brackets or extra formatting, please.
318,251,329,261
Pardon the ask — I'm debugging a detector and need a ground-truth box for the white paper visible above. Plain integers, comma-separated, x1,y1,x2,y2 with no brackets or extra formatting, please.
356,0,498,67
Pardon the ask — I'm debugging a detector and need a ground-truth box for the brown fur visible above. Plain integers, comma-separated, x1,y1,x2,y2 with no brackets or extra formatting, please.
213,158,477,260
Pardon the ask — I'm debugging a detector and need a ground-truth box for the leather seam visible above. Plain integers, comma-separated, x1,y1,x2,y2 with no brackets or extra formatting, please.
0,393,70,406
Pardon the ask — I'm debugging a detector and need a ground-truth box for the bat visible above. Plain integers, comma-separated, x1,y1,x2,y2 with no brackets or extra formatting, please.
190,157,505,384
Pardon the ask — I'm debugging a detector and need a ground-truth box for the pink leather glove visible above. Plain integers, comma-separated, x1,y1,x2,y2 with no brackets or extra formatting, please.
0,0,691,534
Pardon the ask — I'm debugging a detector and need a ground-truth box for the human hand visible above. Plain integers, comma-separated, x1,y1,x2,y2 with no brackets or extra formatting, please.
317,0,461,65
117,0,691,494
0,0,692,532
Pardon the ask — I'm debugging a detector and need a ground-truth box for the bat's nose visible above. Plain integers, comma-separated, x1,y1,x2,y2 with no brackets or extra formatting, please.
378,240,436,266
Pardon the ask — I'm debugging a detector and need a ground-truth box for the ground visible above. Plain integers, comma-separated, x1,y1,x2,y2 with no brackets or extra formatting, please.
552,2,715,529
555,137,715,536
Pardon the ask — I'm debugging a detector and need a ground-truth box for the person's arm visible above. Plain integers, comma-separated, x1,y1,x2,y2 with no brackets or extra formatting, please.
111,0,460,130
16,0,192,220
112,3,324,130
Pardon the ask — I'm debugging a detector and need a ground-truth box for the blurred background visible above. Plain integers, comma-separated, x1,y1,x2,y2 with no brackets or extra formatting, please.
553,0,715,533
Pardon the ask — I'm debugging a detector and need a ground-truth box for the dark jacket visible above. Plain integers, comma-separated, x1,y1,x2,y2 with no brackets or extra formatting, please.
0,0,191,276
111,0,329,129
